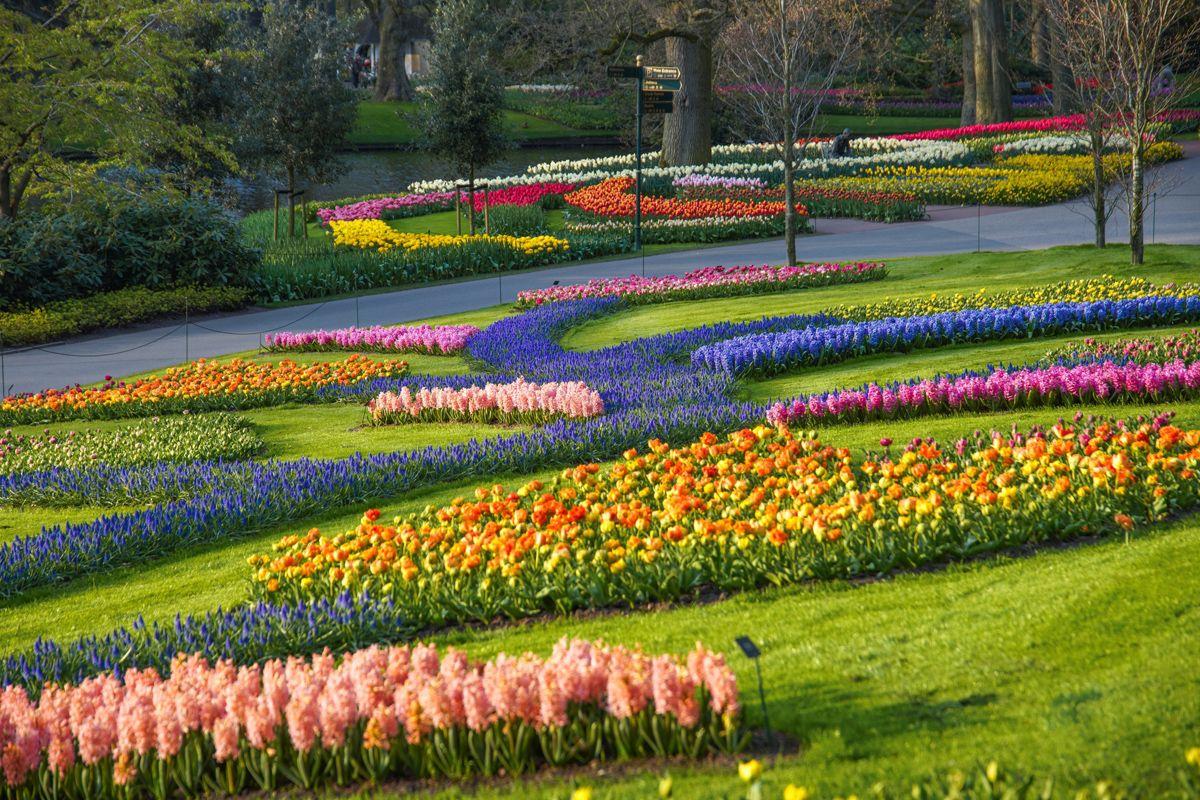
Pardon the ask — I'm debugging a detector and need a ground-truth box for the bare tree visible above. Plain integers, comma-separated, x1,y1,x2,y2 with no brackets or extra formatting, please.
720,0,879,266
1051,0,1199,264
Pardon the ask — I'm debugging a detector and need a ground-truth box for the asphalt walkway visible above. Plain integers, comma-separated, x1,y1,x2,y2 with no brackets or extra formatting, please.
4,143,1199,395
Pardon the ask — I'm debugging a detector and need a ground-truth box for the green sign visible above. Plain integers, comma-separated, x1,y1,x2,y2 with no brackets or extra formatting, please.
643,78,682,92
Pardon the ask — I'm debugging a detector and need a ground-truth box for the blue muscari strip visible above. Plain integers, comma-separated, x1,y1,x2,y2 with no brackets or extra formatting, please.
690,296,1200,376
0,294,1190,691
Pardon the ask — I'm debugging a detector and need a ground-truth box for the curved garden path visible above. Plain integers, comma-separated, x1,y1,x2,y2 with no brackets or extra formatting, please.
4,141,1199,395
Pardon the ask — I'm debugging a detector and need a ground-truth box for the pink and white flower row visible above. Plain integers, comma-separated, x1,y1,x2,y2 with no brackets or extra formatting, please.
766,360,1200,426
264,324,480,355
315,183,576,224
515,262,886,307
0,638,739,789
367,378,604,423
316,192,459,223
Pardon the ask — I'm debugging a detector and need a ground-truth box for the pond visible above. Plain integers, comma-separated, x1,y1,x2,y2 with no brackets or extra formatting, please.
239,145,626,211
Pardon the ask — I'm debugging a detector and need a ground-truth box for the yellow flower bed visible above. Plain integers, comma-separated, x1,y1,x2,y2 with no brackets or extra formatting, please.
329,218,568,256
822,142,1182,206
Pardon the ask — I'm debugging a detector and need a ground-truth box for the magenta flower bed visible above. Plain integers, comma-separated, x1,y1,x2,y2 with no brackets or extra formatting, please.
515,261,887,308
893,110,1200,141
367,378,604,424
264,324,480,355
469,182,575,212
316,192,460,223
0,638,741,795
765,360,1200,426
315,183,577,224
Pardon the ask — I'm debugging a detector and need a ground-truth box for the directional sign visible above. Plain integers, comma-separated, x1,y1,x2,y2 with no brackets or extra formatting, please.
641,90,674,103
643,99,674,113
643,78,682,92
607,65,642,79
644,66,681,80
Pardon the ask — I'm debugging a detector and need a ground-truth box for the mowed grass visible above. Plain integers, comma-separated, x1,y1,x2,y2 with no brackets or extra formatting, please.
5,245,1200,796
348,101,612,147
561,244,1200,351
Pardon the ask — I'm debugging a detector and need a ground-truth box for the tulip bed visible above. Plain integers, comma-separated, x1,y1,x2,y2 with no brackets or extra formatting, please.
328,219,569,257
7,246,1200,798
4,274,1197,598
514,262,887,308
0,415,262,477
0,638,743,800
0,357,410,425
1044,329,1200,366
247,420,1200,624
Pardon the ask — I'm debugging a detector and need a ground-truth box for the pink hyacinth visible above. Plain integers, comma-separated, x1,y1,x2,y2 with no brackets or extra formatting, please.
766,360,1200,426
0,638,739,790
367,379,604,424
264,324,480,355
515,261,885,307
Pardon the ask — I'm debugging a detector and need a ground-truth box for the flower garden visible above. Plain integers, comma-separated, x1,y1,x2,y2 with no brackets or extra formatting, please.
4,240,1200,799
239,112,1199,305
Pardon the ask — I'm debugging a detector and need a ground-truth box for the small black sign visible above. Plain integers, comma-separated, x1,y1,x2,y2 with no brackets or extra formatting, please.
641,90,674,103
644,101,674,114
607,65,642,79
735,636,761,659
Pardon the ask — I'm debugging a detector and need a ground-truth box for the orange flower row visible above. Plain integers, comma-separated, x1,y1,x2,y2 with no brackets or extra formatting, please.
564,177,805,220
0,355,409,424
247,420,1200,624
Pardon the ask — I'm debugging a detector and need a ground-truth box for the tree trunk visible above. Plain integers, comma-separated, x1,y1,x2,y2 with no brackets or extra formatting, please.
375,2,416,102
960,29,976,125
1130,144,1144,264
0,167,12,220
1090,125,1106,247
468,165,476,235
0,165,31,220
287,164,296,238
987,0,1012,122
661,35,713,166
1029,0,1049,69
970,0,1011,124
969,0,996,124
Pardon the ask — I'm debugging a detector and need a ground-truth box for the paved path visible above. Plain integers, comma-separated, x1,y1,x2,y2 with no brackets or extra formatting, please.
4,145,1199,395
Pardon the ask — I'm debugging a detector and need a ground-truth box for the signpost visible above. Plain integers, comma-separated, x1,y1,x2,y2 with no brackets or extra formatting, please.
607,56,682,250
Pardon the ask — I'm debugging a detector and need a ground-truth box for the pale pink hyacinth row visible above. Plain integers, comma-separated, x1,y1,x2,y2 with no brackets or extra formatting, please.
766,359,1200,426
264,324,481,355
515,262,886,307
0,638,739,789
367,379,604,424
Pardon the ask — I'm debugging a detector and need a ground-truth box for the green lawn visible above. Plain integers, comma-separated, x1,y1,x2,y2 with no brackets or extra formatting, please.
5,244,1200,797
349,100,983,147
348,101,616,147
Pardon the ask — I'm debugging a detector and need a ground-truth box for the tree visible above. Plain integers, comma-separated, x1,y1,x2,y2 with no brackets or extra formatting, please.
239,0,358,237
967,0,1012,124
368,0,425,101
0,0,231,219
418,0,507,233
721,0,878,266
1050,0,1198,264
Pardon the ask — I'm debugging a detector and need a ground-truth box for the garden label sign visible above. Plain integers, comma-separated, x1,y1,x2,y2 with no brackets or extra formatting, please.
607,58,682,248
